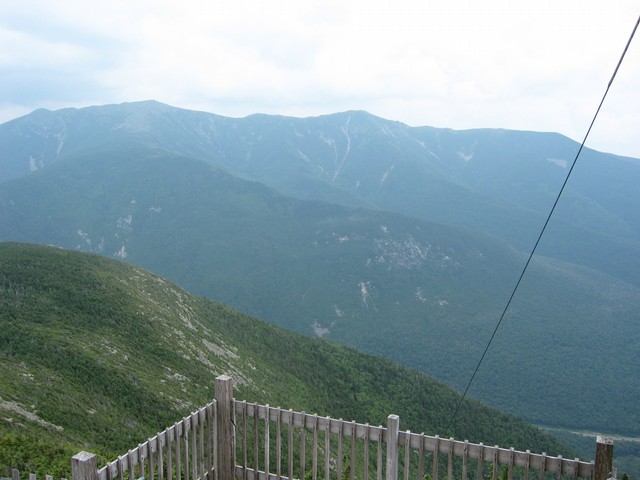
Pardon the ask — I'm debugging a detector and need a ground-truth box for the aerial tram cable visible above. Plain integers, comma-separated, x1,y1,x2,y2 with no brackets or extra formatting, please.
446,13,640,432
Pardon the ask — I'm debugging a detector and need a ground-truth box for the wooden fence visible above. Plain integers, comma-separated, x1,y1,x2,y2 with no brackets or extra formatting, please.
65,376,613,480
2,470,66,480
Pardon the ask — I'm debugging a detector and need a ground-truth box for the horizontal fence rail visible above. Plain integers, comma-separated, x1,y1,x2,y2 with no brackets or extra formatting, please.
97,401,216,480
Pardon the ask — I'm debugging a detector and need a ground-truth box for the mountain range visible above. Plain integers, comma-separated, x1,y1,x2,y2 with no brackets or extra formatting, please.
1,101,638,443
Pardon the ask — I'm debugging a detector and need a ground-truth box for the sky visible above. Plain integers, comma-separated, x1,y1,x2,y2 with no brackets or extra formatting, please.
1,1,639,158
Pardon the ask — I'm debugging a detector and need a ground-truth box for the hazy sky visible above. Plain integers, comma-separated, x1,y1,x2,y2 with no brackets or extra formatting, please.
1,1,638,158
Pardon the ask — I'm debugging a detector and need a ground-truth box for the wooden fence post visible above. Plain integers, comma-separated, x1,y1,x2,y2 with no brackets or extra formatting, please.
386,415,400,480
594,436,614,480
71,452,98,480
215,375,236,480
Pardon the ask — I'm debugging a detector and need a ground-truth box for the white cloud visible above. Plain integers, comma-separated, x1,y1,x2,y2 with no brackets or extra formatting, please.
0,0,638,157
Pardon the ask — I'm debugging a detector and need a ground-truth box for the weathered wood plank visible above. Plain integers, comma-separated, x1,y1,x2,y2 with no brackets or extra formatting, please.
337,419,344,480
276,407,282,479
287,409,294,480
264,405,270,476
167,425,174,480
215,375,235,480
447,438,454,480
300,412,307,480
377,426,383,480
312,415,318,480
241,401,248,480
149,437,156,480
507,448,514,480
198,409,207,480
523,449,530,480
158,432,165,480
184,417,191,480
461,440,469,480
417,434,425,480
72,452,98,480
175,421,182,480
386,415,399,480
433,435,440,480
595,437,614,480
364,424,371,480
540,452,548,480
402,430,410,480
117,454,125,480
350,420,357,480
206,403,214,480
324,418,331,480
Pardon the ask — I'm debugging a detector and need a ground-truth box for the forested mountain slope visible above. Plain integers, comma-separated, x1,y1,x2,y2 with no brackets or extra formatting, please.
1,148,639,437
0,243,571,477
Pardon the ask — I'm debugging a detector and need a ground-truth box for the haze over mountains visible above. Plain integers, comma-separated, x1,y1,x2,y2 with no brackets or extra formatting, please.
1,101,639,441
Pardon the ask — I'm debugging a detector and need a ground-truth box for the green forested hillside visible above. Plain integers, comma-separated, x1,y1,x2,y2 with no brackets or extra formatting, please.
0,243,571,477
1,148,639,437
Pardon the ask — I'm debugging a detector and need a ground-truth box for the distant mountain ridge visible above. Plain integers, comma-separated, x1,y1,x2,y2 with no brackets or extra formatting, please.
1,101,639,440
2,101,639,287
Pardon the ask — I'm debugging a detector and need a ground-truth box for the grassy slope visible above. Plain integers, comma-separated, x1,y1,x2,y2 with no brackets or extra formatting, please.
0,243,572,477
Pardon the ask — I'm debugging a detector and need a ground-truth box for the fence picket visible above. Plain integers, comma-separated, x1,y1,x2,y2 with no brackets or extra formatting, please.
324,417,331,480
167,426,174,480
276,407,282,479
241,401,248,480
337,419,344,480
447,438,454,480
300,412,306,480
288,409,294,480
149,437,156,480
508,447,514,480
199,409,205,480
402,431,410,480
417,435,426,480
158,432,165,480
476,443,484,480
116,455,124,480
312,415,319,480
176,422,182,480
556,455,564,480
377,426,383,480
364,424,371,480
492,446,499,480
433,435,440,480
462,440,469,480
264,405,271,476
350,421,357,480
